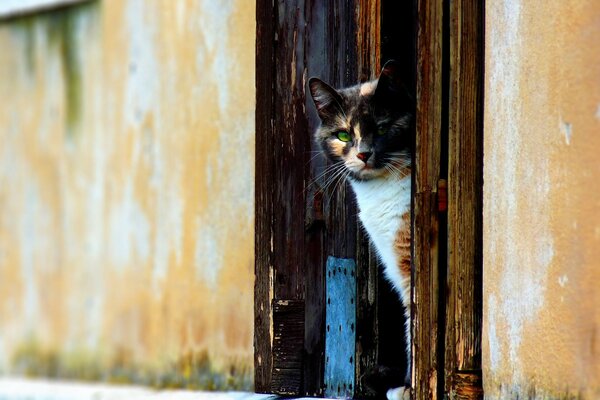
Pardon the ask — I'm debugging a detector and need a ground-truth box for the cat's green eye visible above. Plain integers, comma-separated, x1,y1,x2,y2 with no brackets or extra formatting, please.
336,131,351,142
377,128,386,136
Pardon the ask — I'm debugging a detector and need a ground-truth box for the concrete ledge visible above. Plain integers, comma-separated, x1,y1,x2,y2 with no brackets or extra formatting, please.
0,378,278,400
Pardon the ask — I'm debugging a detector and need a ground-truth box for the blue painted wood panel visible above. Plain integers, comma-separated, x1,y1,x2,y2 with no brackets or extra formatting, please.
324,256,356,398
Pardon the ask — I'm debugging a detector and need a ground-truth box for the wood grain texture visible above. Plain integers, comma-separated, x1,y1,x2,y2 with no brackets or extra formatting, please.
271,300,306,395
356,0,381,83
254,0,275,392
453,371,484,399
413,0,444,399
445,0,484,398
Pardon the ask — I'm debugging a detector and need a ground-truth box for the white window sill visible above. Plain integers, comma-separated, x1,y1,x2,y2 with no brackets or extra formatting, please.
0,0,93,19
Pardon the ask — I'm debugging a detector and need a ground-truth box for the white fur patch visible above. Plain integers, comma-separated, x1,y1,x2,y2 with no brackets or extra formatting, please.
387,386,411,400
350,174,411,303
351,173,413,373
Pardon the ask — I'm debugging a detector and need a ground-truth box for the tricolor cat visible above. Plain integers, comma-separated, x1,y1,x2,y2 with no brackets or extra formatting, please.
309,60,413,400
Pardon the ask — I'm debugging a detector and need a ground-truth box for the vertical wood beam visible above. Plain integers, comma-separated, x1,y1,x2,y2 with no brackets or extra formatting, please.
445,0,484,398
356,0,381,82
254,0,275,393
413,0,444,399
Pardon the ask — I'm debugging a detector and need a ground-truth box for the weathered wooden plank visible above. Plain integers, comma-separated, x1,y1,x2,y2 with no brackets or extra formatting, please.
413,0,444,399
445,0,484,398
254,0,276,393
453,371,484,400
324,257,357,399
264,1,313,395
303,210,326,397
271,1,309,302
271,300,305,395
356,0,381,83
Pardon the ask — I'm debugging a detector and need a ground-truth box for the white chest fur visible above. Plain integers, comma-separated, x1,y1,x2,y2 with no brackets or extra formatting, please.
349,175,411,301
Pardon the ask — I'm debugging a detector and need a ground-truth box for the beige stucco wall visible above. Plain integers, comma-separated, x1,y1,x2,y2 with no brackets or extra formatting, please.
0,0,255,389
483,0,600,398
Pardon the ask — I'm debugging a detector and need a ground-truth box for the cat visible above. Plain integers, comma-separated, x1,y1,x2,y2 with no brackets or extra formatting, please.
309,60,413,400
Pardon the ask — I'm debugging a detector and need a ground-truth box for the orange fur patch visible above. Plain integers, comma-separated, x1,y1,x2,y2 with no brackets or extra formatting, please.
394,211,412,279
329,139,347,156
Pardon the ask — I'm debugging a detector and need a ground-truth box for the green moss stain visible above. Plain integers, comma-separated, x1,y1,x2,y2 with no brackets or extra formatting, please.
1,17,37,72
11,340,253,391
1,1,99,139
52,11,83,138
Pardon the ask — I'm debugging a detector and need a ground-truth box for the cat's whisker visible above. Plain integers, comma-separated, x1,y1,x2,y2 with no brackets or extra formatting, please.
305,164,346,195
386,164,403,181
386,163,402,176
386,156,411,165
387,163,410,180
309,162,344,185
320,164,347,194
306,151,326,165
329,170,350,203
323,163,346,190
386,159,412,172
334,170,350,195
324,166,352,204
385,165,402,181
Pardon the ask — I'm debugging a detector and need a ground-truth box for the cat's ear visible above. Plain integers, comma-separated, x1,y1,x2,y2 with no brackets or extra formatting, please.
375,60,411,108
309,78,343,119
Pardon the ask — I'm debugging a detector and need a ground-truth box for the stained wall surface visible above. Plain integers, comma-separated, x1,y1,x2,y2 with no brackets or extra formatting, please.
483,0,600,398
0,0,255,389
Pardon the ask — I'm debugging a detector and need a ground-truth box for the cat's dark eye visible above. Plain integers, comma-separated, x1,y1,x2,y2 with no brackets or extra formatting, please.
377,128,386,136
336,131,351,142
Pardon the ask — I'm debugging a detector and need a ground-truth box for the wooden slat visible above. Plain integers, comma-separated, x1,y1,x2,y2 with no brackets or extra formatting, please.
445,0,484,398
254,0,276,393
356,0,381,82
413,0,444,398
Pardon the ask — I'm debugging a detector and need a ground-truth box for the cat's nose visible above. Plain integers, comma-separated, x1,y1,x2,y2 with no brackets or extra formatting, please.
357,152,372,163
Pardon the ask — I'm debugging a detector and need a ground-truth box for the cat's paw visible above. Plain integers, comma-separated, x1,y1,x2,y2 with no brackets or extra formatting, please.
386,386,411,400
361,365,404,397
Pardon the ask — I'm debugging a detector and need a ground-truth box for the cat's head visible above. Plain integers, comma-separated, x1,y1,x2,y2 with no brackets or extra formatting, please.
309,60,413,181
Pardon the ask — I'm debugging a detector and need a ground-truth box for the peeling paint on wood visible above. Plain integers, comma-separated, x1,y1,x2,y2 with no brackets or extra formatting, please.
324,257,356,399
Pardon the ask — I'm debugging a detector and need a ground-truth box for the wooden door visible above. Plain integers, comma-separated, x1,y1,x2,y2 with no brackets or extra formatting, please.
254,1,484,398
